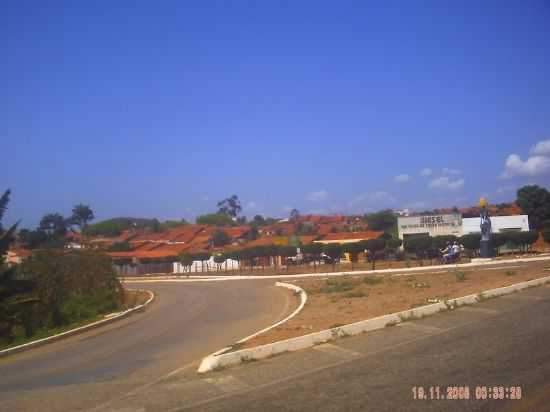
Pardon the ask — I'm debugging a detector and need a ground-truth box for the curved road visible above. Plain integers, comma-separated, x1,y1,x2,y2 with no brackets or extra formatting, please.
0,280,293,412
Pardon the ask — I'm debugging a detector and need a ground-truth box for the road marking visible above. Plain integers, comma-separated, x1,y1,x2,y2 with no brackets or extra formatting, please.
313,343,362,359
397,322,447,333
203,375,252,393
458,306,500,315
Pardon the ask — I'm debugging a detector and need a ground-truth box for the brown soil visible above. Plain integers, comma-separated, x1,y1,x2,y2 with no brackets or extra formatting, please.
242,259,550,348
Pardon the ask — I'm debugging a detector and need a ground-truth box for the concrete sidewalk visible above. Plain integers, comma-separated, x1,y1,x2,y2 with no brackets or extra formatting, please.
93,282,550,412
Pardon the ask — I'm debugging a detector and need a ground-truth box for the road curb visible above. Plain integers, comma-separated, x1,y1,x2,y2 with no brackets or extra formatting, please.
0,289,155,359
196,275,550,373
197,282,307,373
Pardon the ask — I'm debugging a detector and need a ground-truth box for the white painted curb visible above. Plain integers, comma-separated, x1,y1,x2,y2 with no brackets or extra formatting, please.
123,255,550,284
197,275,550,373
197,282,307,373
0,289,155,359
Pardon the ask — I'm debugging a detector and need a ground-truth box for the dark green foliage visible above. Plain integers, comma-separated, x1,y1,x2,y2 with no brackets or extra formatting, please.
492,233,508,255
217,195,242,218
178,253,195,271
543,229,550,243
159,219,188,230
39,213,67,238
365,238,387,269
18,229,48,249
363,209,397,232
2,250,122,344
516,185,550,230
212,230,231,247
69,204,94,230
385,238,403,250
196,213,235,226
83,217,161,236
506,230,538,251
459,233,481,257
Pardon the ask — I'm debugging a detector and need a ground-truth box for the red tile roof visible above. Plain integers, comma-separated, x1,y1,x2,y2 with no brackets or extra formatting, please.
319,231,384,241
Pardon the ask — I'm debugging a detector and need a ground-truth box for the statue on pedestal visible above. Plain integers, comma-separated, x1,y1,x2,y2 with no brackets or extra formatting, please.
479,197,493,258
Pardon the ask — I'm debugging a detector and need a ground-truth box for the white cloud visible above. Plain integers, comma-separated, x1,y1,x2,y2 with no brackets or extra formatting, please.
442,167,461,175
420,168,432,177
501,154,550,178
530,139,550,156
393,174,411,183
307,190,329,202
429,176,465,191
348,191,396,208
245,201,258,210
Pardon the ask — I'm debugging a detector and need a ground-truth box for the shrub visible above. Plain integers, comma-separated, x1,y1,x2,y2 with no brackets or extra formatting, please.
455,271,467,282
363,276,383,285
320,278,356,293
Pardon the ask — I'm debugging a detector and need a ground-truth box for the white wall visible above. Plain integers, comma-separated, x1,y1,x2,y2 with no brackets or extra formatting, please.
173,256,240,273
462,215,529,235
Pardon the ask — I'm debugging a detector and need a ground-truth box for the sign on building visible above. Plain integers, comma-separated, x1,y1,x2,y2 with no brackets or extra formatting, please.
397,214,462,239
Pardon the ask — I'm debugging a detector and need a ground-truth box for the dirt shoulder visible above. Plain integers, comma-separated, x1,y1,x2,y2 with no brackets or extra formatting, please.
242,260,550,348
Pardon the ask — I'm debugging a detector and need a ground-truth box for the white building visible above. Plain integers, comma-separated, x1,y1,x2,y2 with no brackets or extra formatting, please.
398,213,530,241
462,215,529,235
397,213,463,240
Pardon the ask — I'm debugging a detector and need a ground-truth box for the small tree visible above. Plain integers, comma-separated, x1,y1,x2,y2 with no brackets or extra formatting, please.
217,195,242,218
278,246,298,271
491,233,508,256
39,213,67,240
70,204,94,230
365,238,386,270
343,242,364,270
213,253,226,271
404,236,433,260
323,243,343,271
178,253,194,273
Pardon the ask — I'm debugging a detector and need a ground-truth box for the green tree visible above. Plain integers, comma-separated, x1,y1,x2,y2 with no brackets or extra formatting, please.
217,195,242,218
69,204,94,230
178,253,194,273
385,238,403,250
212,230,231,247
251,215,266,227
507,230,538,252
39,213,67,239
213,253,227,271
404,236,433,259
516,185,550,230
343,242,364,270
302,243,323,271
193,251,211,272
543,228,550,244
18,229,48,249
289,208,300,221
323,243,343,271
491,233,508,256
363,209,397,232
365,238,386,269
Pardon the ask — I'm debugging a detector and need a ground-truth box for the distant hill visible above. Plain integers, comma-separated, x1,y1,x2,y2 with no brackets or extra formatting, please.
84,217,187,237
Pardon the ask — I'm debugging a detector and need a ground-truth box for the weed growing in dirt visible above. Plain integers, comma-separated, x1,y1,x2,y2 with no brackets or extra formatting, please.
363,276,383,285
320,278,356,293
505,270,517,276
343,290,368,298
455,271,467,282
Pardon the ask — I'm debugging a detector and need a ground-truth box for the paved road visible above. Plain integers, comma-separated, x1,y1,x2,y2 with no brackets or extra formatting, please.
96,282,550,412
0,280,293,412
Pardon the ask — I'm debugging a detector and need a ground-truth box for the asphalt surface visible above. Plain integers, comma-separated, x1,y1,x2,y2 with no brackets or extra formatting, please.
0,280,293,412
92,281,550,412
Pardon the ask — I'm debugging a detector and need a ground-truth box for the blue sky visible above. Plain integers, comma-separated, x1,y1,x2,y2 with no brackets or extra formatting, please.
2,1,550,228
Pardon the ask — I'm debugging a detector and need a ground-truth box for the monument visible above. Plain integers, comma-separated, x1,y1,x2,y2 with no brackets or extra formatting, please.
479,197,494,258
